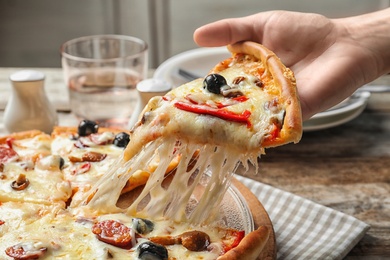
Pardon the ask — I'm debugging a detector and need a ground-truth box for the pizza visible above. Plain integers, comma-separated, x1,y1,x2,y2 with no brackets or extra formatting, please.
0,41,301,259
0,123,270,260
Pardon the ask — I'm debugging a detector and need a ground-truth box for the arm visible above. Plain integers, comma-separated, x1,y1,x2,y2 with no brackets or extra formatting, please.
194,9,390,120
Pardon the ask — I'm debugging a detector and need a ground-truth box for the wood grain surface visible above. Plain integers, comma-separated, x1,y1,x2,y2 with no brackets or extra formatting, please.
236,111,390,259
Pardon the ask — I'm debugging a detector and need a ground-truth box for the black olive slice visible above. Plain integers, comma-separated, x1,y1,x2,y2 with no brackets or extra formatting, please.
113,132,130,148
203,74,227,94
78,120,99,137
133,218,154,234
138,241,168,260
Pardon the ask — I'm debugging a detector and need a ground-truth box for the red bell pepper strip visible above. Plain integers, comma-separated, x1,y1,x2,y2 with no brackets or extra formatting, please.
269,123,280,141
174,101,251,127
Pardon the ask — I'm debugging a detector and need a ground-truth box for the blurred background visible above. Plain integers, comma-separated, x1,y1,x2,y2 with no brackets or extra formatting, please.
0,0,389,69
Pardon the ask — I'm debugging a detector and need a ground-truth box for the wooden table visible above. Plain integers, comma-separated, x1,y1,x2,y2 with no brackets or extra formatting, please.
1,68,390,258
235,110,390,259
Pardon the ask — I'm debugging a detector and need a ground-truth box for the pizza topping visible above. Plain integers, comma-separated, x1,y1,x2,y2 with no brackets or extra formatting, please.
203,74,227,94
232,76,246,85
36,155,65,171
69,152,107,163
137,241,168,260
71,162,92,175
89,132,116,145
150,230,211,252
75,132,115,148
267,122,281,142
92,220,133,248
6,137,14,149
133,218,154,234
221,230,245,253
174,102,252,127
220,84,244,98
78,120,99,137
5,241,47,260
11,174,30,191
179,230,211,251
113,132,130,148
82,152,107,162
0,146,18,163
254,78,264,88
264,98,281,113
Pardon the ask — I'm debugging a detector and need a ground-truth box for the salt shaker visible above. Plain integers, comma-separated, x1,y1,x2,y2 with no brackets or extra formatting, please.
4,70,58,134
128,78,172,129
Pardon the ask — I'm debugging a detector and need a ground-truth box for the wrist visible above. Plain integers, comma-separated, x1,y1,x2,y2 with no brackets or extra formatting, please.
339,8,390,75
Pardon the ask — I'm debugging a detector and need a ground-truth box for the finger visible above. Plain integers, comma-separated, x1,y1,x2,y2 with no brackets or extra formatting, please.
193,16,261,47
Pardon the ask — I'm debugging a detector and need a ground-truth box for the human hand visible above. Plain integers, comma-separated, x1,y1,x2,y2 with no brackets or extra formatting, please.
194,10,390,120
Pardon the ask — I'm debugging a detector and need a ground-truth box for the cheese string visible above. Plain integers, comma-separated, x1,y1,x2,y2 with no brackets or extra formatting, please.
74,135,256,225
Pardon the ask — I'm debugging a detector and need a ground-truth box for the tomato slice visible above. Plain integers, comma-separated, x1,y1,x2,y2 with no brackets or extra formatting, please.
222,230,245,253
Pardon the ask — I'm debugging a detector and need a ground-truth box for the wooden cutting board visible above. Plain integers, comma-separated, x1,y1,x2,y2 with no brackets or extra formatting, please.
232,178,277,260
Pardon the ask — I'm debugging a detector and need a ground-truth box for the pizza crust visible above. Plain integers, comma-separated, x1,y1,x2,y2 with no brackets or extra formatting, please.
226,41,302,147
51,126,128,137
0,130,46,143
217,226,270,260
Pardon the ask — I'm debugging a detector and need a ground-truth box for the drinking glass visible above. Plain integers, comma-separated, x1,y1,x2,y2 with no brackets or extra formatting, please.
60,34,148,128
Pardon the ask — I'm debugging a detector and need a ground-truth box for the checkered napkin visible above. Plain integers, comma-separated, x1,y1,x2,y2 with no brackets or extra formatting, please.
235,175,370,260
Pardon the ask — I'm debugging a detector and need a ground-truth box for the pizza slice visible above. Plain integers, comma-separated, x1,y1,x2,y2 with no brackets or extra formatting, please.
125,41,302,161
80,41,301,212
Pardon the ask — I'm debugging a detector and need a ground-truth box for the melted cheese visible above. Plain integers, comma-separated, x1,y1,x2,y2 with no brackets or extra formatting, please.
74,136,255,225
77,60,279,224
12,134,52,159
51,134,124,192
64,62,275,258
0,156,72,206
0,54,286,258
0,204,225,260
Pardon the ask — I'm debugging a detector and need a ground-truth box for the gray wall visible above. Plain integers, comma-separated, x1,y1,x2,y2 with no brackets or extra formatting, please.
0,0,388,68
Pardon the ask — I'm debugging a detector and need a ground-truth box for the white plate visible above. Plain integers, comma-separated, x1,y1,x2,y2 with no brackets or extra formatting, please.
154,47,371,132
303,91,371,131
154,47,230,87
